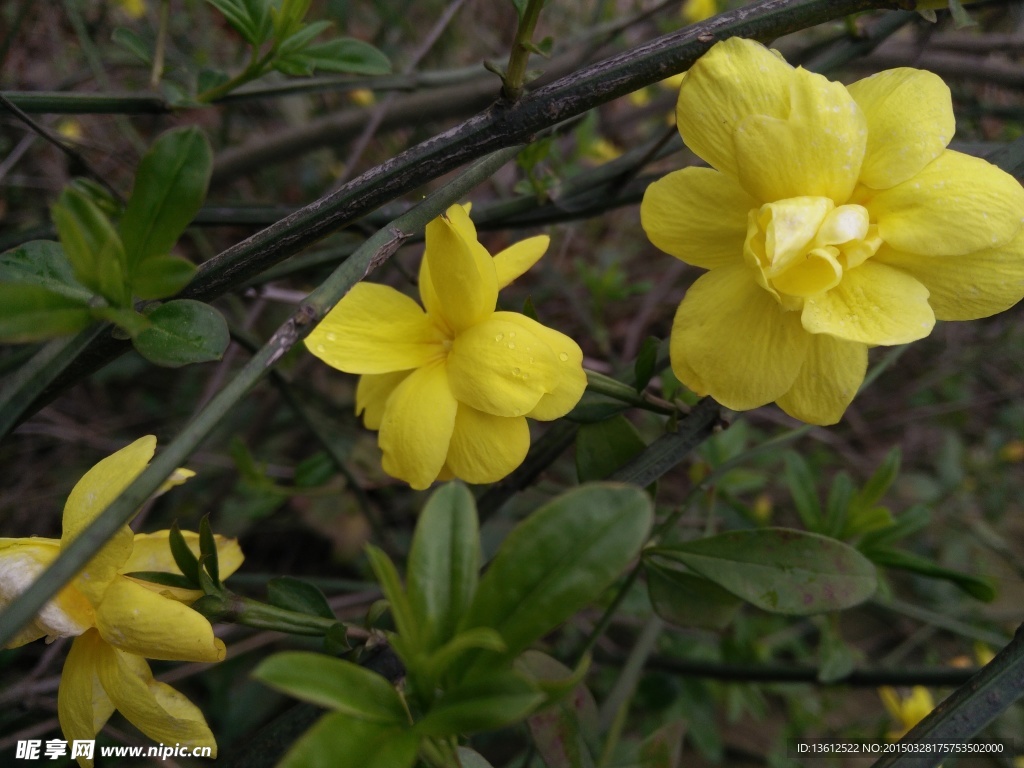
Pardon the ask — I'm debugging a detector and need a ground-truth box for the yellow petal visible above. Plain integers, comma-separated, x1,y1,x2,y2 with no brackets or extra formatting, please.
424,204,498,333
306,283,445,374
445,406,530,484
733,67,866,204
670,264,808,410
641,167,754,269
58,631,116,768
0,538,94,646
62,436,156,604
356,371,411,430
874,229,1024,321
801,261,934,345
676,37,794,178
95,576,225,662
498,313,587,421
847,68,954,189
776,335,867,425
866,150,1024,256
378,361,457,490
95,642,217,754
447,314,561,417
493,235,549,289
122,531,244,602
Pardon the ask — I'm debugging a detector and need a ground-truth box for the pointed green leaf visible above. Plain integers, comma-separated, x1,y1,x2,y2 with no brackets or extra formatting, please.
853,447,901,511
268,577,336,620
120,127,212,276
407,482,480,650
422,628,506,684
199,515,220,587
275,37,391,76
131,254,196,300
132,299,229,367
278,713,418,768
90,306,152,337
0,241,95,303
365,545,420,651
460,484,653,674
253,652,407,723
169,522,201,585
783,452,823,533
634,336,660,392
645,560,741,631
111,27,153,64
0,284,93,342
121,571,197,590
414,672,544,736
652,528,877,615
324,622,351,654
51,187,130,306
575,415,647,483
869,548,996,602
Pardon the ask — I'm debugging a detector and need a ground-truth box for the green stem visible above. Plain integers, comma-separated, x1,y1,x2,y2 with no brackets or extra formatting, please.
223,594,339,636
150,0,170,89
197,48,277,104
0,146,522,649
585,369,676,415
503,0,546,101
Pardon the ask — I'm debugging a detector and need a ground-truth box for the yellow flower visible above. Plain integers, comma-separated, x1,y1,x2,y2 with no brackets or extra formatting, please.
306,204,587,489
682,0,717,24
114,0,147,19
0,437,243,767
641,38,1024,425
879,686,934,740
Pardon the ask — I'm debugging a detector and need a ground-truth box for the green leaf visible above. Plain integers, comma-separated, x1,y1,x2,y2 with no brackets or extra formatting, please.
111,27,153,64
168,522,201,585
869,547,996,602
121,571,197,590
278,713,418,768
456,748,496,768
324,622,351,654
651,528,878,615
274,19,331,57
460,484,653,675
275,37,391,76
565,395,629,423
407,482,480,650
131,255,196,300
645,560,741,631
421,627,506,684
365,545,420,652
634,337,660,392
0,241,95,303
132,299,229,367
271,0,313,40
197,68,231,95
823,471,854,538
639,720,686,768
853,446,901,511
120,127,212,276
520,652,599,768
783,452,822,533
0,284,93,342
204,0,273,44
51,187,130,306
414,672,544,736
253,651,408,723
511,0,529,21
199,515,220,587
575,415,647,483
817,623,857,683
90,306,152,337
268,576,336,620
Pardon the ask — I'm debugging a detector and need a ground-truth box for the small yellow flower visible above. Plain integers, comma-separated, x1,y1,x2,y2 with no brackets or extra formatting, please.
0,437,243,767
641,38,1024,425
56,120,83,142
879,686,934,740
114,0,147,19
306,204,587,489
349,88,376,107
682,0,717,24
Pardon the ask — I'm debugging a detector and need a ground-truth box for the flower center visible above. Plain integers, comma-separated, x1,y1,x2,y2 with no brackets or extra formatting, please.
743,196,882,310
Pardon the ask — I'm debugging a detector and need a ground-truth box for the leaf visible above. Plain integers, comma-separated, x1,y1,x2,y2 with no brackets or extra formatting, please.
197,68,231,95
0,284,93,342
823,471,854,539
651,528,878,615
639,719,686,768
511,0,529,21
869,547,996,602
459,484,653,676
365,545,420,654
520,652,600,768
271,0,314,41
131,254,197,300
253,651,407,723
565,395,629,423
414,672,544,736
199,515,220,587
51,187,130,306
324,622,351,654
168,522,201,585
120,127,212,276
275,37,391,76
268,576,336,620
204,0,272,44
817,624,857,683
121,571,197,590
90,306,152,337
422,628,506,684
853,446,901,511
132,299,229,367
575,415,647,483
634,336,660,392
111,27,153,64
278,713,418,768
455,748,496,768
407,482,480,650
0,241,94,303
645,560,741,631
783,452,822,533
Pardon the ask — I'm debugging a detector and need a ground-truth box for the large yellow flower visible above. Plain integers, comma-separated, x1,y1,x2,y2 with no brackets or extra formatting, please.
641,37,1024,424
0,437,243,767
306,204,587,489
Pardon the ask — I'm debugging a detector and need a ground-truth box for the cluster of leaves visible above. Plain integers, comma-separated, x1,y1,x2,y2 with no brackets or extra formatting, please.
0,128,228,367
252,482,653,768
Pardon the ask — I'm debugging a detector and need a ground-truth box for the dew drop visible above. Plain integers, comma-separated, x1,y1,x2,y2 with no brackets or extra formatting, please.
509,331,516,338
494,333,504,342
508,343,516,349
512,367,521,376
325,332,337,342
315,344,326,354
558,352,569,362
513,407,522,416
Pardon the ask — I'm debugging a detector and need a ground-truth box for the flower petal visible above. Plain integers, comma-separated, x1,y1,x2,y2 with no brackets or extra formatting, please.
641,167,754,269
0,539,94,646
447,314,561,417
494,235,549,288
847,68,954,189
866,150,1024,256
378,361,457,490
58,631,115,767
670,264,809,410
62,436,155,604
423,204,498,332
356,371,411,430
95,576,225,662
445,406,530,484
498,313,587,421
676,37,794,177
801,261,934,345
122,531,244,603
306,283,444,375
776,335,867,425
733,67,866,204
874,230,1024,321
95,642,217,754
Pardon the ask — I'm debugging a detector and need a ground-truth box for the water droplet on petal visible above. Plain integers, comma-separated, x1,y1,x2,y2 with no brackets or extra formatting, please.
558,352,569,362
512,367,521,376
508,343,516,349
315,344,326,354
513,407,522,416
325,332,337,342
495,333,504,342
509,331,516,338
